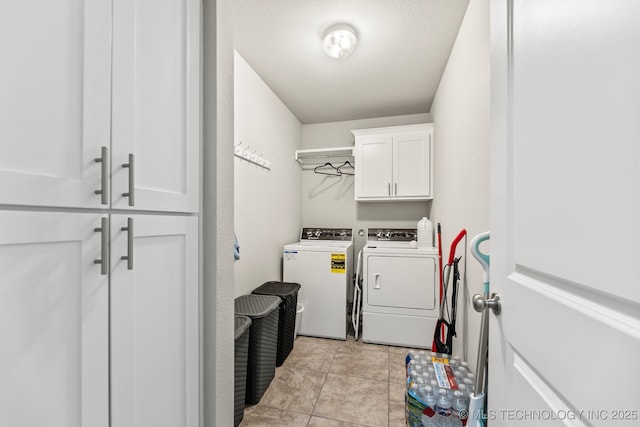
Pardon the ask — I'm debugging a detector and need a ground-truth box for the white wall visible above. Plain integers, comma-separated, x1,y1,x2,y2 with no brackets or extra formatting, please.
234,51,303,297
202,1,235,425
301,113,432,272
430,0,490,365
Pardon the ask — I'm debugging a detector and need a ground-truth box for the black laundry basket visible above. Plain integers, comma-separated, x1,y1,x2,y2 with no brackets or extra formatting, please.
234,315,252,426
234,294,281,405
252,281,301,366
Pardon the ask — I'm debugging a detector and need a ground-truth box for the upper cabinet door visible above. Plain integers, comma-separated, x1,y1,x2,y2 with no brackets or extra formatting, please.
354,136,394,199
0,1,111,209
395,132,432,198
111,0,200,213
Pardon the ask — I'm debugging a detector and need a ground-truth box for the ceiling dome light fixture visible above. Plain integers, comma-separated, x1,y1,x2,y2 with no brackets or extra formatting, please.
322,23,359,59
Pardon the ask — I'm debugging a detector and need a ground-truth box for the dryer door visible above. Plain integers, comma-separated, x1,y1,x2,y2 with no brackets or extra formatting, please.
366,254,436,310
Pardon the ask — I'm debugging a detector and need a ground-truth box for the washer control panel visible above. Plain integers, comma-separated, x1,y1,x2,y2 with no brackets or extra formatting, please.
367,228,417,242
300,227,353,241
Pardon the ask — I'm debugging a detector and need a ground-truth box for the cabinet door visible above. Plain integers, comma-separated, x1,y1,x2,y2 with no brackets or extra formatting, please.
0,1,111,208
111,0,200,213
354,136,394,199
0,211,109,427
394,131,432,199
110,214,199,427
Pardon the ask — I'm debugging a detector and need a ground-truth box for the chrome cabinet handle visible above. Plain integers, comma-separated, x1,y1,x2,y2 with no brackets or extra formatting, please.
93,217,109,275
94,146,108,205
120,217,134,270
394,182,398,196
122,153,135,206
388,183,391,196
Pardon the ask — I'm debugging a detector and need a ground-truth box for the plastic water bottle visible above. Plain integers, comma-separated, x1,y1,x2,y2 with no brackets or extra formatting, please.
451,390,468,426
407,359,416,378
437,389,453,425
420,385,439,427
420,357,431,369
406,351,417,376
457,384,469,404
417,217,434,248
406,383,424,427
456,364,467,377
463,378,474,395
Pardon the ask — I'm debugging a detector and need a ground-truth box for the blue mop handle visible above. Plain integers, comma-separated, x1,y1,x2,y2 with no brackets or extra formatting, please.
470,231,490,293
470,231,491,427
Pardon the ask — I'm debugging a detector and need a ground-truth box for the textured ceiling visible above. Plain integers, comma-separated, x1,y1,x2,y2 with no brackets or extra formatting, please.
234,0,470,124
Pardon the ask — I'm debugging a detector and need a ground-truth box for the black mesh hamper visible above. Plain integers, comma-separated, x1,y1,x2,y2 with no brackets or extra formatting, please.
252,281,301,366
234,294,281,405
234,315,251,426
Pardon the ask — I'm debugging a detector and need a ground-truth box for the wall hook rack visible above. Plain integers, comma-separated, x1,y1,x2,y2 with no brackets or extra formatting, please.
234,143,272,170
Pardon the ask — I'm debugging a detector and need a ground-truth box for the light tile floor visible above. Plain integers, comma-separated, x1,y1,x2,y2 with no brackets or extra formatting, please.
239,335,413,427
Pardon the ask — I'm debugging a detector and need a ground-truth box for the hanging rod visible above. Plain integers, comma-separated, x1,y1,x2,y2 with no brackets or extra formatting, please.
294,146,354,166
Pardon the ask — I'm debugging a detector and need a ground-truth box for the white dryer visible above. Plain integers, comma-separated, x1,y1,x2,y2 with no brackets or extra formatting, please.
362,228,439,348
283,228,353,340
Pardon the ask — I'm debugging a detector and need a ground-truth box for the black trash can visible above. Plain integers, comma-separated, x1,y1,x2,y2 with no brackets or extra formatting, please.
234,315,252,426
252,281,301,366
234,294,281,404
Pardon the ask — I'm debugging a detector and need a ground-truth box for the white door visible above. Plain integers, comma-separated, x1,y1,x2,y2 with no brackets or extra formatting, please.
110,214,199,427
395,132,432,198
355,136,394,199
490,1,640,425
0,1,111,208
111,0,200,213
0,211,108,427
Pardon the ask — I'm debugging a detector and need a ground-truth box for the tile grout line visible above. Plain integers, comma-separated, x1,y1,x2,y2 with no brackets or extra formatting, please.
305,341,338,427
244,336,414,427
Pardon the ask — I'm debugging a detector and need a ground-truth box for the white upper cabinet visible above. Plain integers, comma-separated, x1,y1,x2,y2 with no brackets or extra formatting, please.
353,124,433,201
0,0,200,213
111,0,200,212
0,0,111,209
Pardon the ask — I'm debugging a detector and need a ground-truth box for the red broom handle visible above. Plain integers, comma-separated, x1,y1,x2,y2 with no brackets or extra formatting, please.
437,224,445,344
447,229,467,264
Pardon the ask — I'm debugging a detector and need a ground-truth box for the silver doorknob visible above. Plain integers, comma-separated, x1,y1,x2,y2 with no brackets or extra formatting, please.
472,293,501,315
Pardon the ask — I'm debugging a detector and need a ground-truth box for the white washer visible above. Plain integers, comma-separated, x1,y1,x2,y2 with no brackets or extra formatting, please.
283,228,353,340
362,228,439,348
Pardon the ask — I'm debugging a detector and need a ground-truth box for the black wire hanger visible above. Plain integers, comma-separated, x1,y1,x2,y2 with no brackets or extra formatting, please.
313,162,342,176
336,160,355,175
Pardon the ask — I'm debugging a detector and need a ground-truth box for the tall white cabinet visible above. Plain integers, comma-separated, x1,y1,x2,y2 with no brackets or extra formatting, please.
353,124,433,201
0,1,200,426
